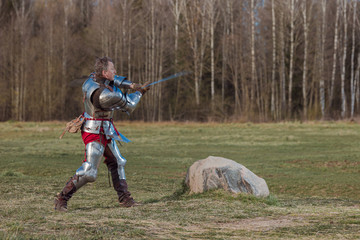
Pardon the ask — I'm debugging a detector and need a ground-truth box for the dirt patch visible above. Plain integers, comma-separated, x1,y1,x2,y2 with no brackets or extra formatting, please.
216,216,308,231
286,159,311,165
136,216,309,235
317,160,360,168
287,159,360,170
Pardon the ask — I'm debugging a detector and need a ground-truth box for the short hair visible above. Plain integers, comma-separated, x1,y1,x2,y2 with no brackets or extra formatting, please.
94,56,113,79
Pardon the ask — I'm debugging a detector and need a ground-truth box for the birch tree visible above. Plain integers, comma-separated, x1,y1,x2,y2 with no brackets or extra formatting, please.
220,0,231,109
302,0,309,120
0,1,9,119
41,1,55,119
271,0,277,119
250,0,256,115
118,0,136,79
2,0,360,121
350,0,357,118
224,0,242,116
11,0,33,121
183,0,209,106
170,0,184,118
279,4,286,117
288,0,295,118
207,0,219,111
340,0,348,118
329,0,340,111
319,0,326,118
356,54,360,113
61,0,72,120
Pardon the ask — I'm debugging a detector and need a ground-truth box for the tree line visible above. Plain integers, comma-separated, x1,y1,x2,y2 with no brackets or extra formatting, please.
0,0,359,122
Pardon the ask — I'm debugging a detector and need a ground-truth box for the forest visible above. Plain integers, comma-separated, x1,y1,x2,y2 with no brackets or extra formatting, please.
0,0,359,122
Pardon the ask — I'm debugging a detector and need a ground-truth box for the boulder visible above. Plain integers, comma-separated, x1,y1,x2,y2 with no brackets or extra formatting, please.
185,156,269,197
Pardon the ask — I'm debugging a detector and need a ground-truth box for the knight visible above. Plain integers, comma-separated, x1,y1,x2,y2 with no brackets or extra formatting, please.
54,56,149,211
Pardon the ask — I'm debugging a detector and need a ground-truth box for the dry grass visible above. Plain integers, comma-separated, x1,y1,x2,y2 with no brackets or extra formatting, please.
0,121,359,239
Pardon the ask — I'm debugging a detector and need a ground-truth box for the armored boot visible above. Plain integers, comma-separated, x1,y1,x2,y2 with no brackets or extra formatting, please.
54,175,78,212
106,160,137,207
117,179,137,207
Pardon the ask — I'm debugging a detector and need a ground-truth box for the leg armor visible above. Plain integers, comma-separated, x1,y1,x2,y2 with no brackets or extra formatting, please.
73,141,105,189
106,140,127,179
104,141,135,207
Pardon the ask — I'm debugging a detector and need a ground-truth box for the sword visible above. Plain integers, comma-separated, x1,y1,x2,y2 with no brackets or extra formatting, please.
143,71,191,88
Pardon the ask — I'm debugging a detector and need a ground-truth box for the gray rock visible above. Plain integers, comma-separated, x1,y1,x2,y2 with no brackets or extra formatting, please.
185,156,269,197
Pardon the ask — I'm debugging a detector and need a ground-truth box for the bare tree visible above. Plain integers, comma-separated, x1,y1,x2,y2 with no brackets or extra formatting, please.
350,0,357,118
11,0,33,121
221,0,240,117
288,0,295,118
279,3,286,118
271,0,277,120
329,0,340,112
250,0,256,115
207,0,219,112
42,1,55,120
356,53,360,113
170,0,184,119
118,0,136,79
0,0,9,120
2,0,360,122
319,0,326,118
340,0,348,118
61,0,72,120
301,0,309,120
224,0,242,116
183,0,209,106
220,0,231,109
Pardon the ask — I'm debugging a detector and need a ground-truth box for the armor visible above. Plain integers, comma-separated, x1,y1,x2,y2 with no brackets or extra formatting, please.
74,141,105,189
82,74,113,119
114,75,133,89
82,74,141,118
107,140,127,179
78,73,143,181
81,73,141,142
99,88,142,112
55,68,144,211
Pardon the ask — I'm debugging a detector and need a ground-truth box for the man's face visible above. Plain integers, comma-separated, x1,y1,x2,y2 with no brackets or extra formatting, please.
103,61,116,81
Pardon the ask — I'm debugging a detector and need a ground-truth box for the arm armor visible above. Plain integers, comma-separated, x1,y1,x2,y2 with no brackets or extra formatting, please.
113,75,133,89
98,87,142,113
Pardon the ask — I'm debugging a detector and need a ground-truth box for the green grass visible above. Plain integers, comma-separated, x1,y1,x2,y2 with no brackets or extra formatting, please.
0,121,359,239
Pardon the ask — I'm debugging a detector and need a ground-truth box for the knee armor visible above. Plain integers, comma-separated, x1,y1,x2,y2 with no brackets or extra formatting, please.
74,141,105,189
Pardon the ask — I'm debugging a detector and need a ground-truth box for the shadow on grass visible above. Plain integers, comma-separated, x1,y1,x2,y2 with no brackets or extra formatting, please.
143,179,279,206
72,206,115,211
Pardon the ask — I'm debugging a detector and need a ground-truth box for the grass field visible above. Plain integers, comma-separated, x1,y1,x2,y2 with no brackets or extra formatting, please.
0,121,359,239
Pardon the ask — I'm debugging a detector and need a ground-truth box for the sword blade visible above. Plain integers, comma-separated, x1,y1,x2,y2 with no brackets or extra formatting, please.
144,71,191,88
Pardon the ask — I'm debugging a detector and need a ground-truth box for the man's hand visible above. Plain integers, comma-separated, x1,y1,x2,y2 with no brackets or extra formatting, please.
130,82,150,95
139,81,151,95
130,83,142,91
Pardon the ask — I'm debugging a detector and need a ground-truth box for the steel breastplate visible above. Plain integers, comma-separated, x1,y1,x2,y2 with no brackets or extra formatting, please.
80,75,132,143
82,76,114,119
81,76,115,137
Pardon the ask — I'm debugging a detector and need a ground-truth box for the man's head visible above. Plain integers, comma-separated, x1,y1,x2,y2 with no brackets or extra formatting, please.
94,56,116,81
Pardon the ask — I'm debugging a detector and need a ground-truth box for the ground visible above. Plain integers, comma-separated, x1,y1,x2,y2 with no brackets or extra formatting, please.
0,121,359,239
